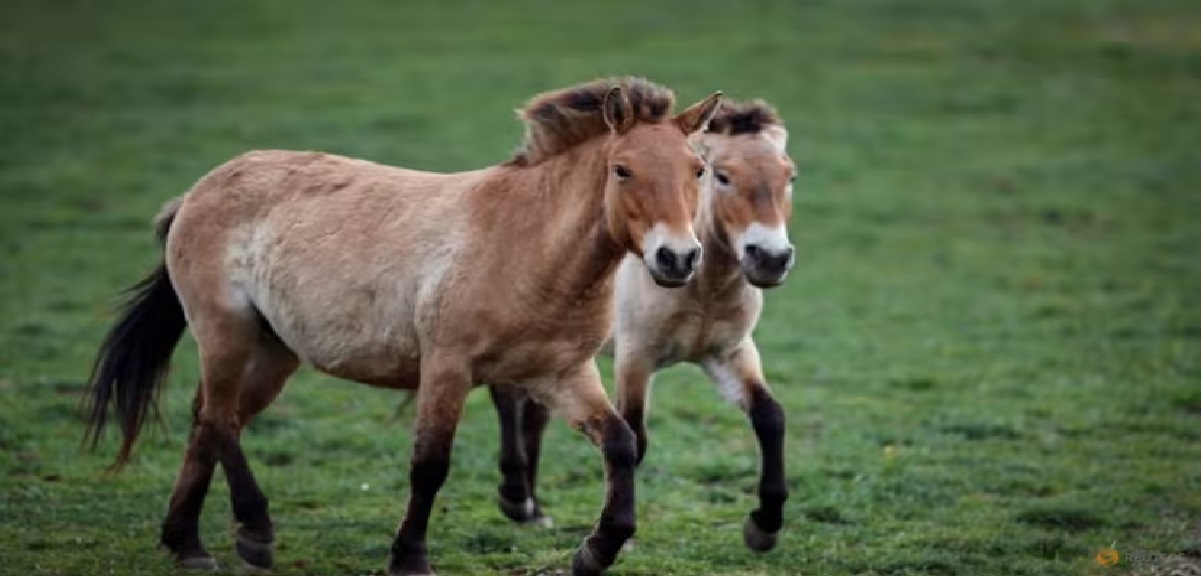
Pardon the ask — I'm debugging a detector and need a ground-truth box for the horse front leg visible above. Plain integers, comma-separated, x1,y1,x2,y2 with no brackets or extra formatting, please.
613,347,655,465
701,339,788,552
389,358,471,576
538,362,637,576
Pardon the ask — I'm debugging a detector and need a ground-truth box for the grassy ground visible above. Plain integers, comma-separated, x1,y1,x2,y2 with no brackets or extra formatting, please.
0,0,1197,575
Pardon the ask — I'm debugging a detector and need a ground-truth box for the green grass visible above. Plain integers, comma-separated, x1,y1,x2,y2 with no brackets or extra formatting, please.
0,0,1197,575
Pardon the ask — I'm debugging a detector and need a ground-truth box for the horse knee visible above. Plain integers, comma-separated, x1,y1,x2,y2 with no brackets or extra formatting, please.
410,432,453,495
411,457,449,495
601,417,638,470
618,408,649,465
749,391,785,440
607,518,637,542
193,419,236,456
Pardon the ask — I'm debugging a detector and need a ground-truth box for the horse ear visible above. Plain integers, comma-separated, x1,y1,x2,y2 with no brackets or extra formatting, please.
762,124,789,154
602,86,633,133
688,133,713,159
674,91,723,135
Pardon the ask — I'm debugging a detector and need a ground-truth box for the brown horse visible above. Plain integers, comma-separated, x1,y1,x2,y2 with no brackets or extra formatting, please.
83,77,722,576
489,99,796,552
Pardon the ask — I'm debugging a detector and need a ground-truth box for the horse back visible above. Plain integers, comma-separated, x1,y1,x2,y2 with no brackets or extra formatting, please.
165,150,483,388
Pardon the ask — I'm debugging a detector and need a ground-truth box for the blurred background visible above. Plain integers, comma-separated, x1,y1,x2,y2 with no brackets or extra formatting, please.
1,1,1197,575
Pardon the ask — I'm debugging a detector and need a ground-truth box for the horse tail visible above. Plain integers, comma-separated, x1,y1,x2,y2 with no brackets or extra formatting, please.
390,390,419,423
83,198,187,469
153,196,183,246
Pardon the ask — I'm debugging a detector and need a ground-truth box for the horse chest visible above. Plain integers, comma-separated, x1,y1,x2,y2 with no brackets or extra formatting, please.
653,307,751,368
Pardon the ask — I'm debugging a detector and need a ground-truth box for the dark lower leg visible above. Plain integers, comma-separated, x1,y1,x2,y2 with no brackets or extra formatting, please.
389,431,453,575
614,359,652,466
223,345,295,565
520,396,550,509
216,432,274,568
489,386,531,513
619,404,648,466
160,422,218,565
574,414,637,575
218,435,272,543
747,386,787,536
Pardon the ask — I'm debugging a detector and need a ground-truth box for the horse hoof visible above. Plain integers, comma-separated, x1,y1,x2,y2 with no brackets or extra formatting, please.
498,495,552,527
176,555,219,571
235,534,274,570
742,515,779,552
388,554,437,576
388,564,438,576
237,561,271,575
571,544,605,576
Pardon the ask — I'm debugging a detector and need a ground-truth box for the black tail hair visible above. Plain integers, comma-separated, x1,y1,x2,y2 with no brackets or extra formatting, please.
83,260,186,469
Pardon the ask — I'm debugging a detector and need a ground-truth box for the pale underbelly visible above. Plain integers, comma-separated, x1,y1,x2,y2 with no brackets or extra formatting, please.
263,305,423,389
309,349,423,390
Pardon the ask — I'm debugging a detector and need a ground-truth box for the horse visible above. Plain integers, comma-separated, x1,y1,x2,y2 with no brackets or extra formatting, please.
487,99,796,553
82,76,723,576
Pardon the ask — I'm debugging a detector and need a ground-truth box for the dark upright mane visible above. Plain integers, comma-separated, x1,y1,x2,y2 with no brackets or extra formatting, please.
508,77,677,166
705,99,782,136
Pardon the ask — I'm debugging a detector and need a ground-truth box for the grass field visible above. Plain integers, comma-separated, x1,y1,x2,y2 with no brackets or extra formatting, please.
0,0,1198,575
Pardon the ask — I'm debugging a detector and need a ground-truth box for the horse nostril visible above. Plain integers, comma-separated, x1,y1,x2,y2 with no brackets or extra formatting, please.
744,244,762,262
781,246,795,266
746,245,793,274
682,248,700,272
765,248,793,273
655,246,676,271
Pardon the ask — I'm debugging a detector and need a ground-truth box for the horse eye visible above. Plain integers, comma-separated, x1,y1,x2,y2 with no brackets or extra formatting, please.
613,165,632,180
715,172,731,186
695,166,705,179
789,174,797,183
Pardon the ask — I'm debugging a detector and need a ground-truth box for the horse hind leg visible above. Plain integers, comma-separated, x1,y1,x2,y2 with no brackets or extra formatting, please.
160,387,220,570
160,308,257,570
160,300,296,571
226,331,299,569
490,385,534,521
489,385,552,527
519,393,552,526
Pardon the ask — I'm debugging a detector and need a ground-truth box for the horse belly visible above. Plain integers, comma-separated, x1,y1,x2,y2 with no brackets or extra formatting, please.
249,271,425,388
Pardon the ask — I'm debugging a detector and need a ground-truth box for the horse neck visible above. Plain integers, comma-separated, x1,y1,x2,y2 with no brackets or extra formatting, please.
692,188,748,296
510,141,624,308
